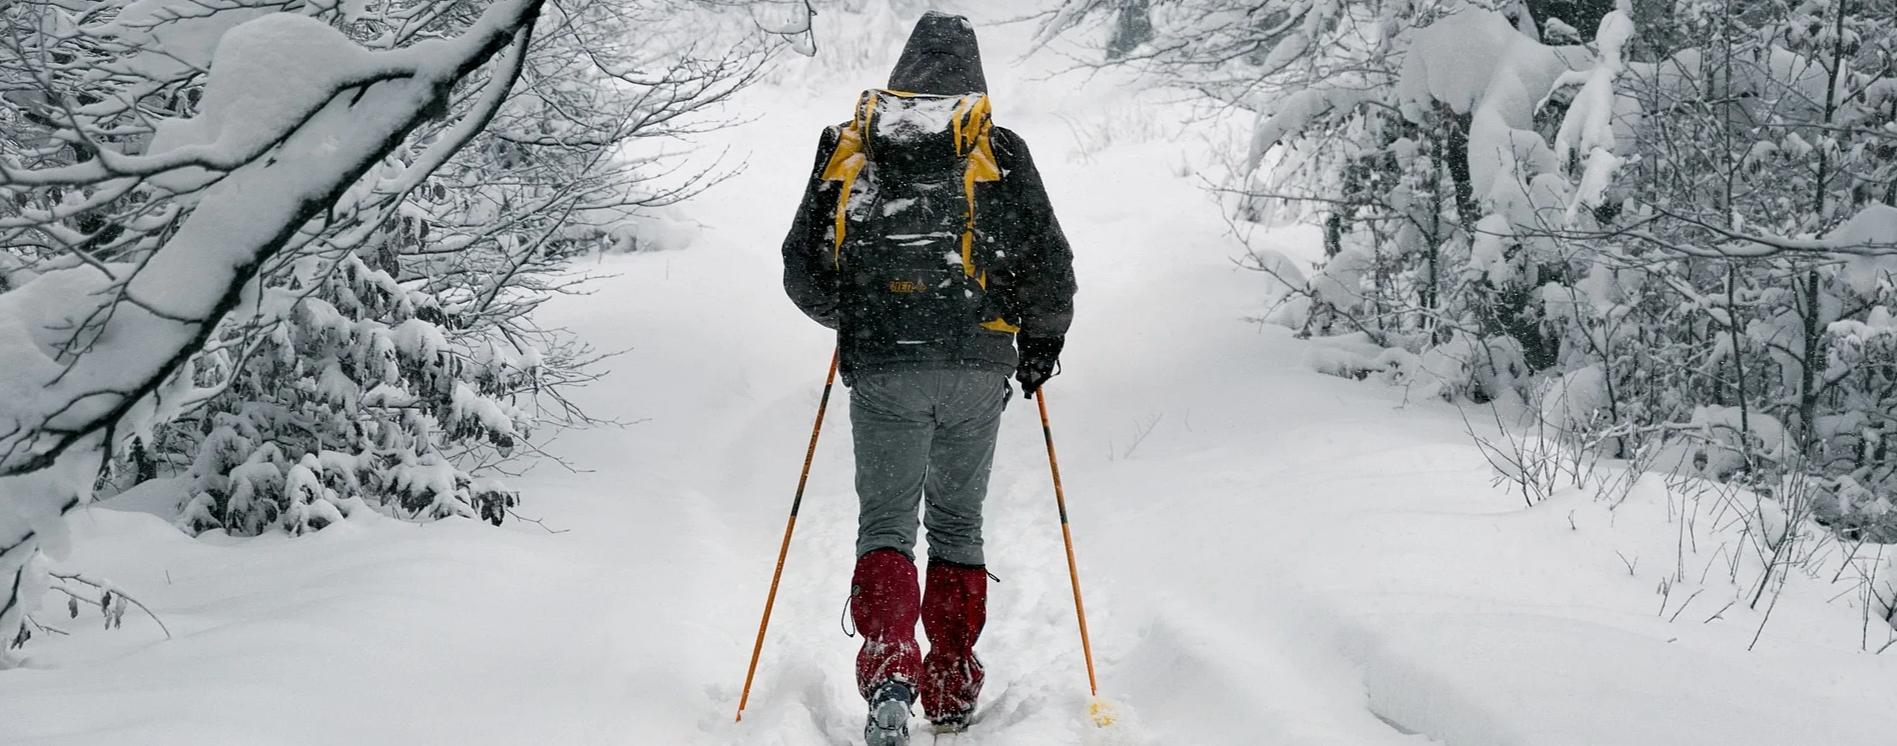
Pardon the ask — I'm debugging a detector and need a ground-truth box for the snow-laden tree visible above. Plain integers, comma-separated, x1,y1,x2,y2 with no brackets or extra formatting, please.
0,0,791,658
1600,0,1897,542
0,0,550,661
7,0,768,538
1046,0,1897,607
1036,0,1589,387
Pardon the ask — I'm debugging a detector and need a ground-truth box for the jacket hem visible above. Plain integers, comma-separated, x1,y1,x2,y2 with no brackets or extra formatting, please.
841,359,1012,386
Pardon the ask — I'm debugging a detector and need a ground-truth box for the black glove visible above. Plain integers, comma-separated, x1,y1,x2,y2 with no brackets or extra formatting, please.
1015,335,1064,398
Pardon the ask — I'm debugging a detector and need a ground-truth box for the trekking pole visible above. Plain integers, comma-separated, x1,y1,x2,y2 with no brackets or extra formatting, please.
736,348,840,723
1036,391,1112,725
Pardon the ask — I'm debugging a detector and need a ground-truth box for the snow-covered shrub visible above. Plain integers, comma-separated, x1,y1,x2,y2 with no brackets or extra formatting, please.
0,0,772,658
1598,0,1897,533
0,0,551,665
29,0,763,536
1816,308,1897,541
154,254,533,535
1048,0,1897,563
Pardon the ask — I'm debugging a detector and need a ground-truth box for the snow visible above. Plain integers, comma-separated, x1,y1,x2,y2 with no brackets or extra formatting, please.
5,5,1897,746
148,14,365,157
1834,203,1897,294
1545,8,1636,223
1397,7,1590,239
136,14,388,188
98,0,283,84
1537,362,1608,431
1246,88,1373,175
872,94,972,145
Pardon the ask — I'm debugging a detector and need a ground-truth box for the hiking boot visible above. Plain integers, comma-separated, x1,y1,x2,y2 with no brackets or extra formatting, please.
864,680,915,746
852,549,922,698
920,559,986,725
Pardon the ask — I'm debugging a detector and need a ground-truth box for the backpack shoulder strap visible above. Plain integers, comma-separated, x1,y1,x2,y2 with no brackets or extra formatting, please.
954,94,999,277
819,91,879,267
952,94,999,179
951,96,1018,333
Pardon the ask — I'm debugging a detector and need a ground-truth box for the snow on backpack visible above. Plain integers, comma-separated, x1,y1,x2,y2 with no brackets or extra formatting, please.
820,89,1019,350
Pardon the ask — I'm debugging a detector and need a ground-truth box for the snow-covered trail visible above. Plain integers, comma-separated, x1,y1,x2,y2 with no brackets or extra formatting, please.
5,8,1896,746
490,15,1437,743
490,14,1892,745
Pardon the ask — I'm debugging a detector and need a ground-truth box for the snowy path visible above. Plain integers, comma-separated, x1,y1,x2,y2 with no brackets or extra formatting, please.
504,72,1438,743
4,9,1895,746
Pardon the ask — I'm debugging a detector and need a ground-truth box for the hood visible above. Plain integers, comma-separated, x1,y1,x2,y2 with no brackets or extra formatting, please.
887,11,987,95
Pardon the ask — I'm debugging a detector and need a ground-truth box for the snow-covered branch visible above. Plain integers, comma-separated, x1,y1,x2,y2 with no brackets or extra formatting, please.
1,0,545,664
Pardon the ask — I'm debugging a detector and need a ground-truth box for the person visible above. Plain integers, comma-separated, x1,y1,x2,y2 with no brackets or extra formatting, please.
780,11,1076,745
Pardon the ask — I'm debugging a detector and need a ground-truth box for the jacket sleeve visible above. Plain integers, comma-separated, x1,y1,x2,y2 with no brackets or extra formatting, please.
782,127,844,330
992,129,1076,340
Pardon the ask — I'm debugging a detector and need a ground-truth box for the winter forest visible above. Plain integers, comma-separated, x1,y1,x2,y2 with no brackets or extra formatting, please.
3,0,1896,743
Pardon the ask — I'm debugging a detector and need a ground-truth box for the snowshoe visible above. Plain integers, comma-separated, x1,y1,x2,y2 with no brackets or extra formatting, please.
864,680,915,746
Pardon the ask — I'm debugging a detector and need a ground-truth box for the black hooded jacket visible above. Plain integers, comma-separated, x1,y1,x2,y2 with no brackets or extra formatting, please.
781,12,1076,382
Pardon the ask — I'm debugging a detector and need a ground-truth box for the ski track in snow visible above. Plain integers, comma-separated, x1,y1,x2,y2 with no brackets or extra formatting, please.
4,8,1896,746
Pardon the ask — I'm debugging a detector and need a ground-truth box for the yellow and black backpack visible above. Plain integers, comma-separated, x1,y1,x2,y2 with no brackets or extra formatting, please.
821,89,1018,352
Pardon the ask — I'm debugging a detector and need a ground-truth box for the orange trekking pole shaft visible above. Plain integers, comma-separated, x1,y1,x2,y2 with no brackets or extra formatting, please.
1037,390,1099,697
736,348,840,722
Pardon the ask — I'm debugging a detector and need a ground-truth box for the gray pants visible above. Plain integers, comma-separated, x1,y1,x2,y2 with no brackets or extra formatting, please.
850,368,1008,566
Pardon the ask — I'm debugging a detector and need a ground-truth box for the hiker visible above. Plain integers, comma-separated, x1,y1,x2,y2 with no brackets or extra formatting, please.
780,11,1077,745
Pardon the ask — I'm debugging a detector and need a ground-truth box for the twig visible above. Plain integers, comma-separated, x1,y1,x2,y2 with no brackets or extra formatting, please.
1667,589,1704,623
1118,414,1163,460
50,572,172,640
506,509,569,534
